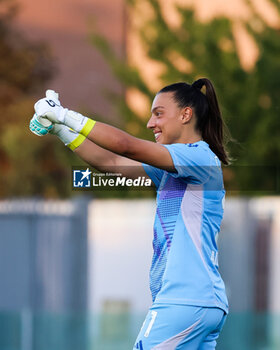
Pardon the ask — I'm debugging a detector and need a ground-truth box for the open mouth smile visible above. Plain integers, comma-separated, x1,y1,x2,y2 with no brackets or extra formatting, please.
154,132,162,141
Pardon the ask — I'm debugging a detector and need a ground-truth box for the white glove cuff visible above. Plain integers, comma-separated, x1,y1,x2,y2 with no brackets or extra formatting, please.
64,110,96,136
51,124,86,151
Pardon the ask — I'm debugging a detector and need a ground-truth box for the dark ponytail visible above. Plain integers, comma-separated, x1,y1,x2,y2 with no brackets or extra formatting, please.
159,79,230,165
192,78,229,165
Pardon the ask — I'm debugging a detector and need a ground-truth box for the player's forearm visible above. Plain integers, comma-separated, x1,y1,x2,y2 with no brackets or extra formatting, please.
74,138,121,173
87,121,140,158
73,137,147,179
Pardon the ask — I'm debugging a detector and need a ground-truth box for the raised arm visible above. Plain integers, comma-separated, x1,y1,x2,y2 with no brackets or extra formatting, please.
73,137,148,179
85,121,174,171
32,90,175,172
29,115,148,179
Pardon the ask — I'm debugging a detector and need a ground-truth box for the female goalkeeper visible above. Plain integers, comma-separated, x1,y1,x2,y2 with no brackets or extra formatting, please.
30,78,229,350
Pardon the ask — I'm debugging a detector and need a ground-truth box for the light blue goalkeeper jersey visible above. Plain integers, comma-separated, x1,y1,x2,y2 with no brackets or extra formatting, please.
143,141,229,314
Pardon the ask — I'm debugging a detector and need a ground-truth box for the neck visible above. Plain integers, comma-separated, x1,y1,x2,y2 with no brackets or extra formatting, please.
177,128,202,144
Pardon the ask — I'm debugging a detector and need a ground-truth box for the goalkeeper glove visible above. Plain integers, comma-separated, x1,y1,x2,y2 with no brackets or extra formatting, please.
29,114,86,151
29,113,53,136
34,90,95,136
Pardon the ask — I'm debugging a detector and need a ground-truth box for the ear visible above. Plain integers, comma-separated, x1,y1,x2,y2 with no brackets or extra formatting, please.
181,107,193,124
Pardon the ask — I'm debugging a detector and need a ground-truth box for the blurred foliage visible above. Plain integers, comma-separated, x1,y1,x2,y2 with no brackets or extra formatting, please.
0,0,79,198
1,0,279,198
90,0,280,195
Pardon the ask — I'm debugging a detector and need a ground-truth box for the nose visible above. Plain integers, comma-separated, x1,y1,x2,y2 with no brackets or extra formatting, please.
147,115,156,129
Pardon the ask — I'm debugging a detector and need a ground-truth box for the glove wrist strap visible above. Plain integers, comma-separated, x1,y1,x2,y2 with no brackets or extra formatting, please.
64,110,96,135
54,125,86,151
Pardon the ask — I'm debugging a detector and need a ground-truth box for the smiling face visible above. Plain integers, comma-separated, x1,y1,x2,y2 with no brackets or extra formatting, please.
147,92,193,144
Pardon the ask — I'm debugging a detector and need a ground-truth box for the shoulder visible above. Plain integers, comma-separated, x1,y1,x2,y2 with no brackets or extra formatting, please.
163,141,220,183
163,141,213,166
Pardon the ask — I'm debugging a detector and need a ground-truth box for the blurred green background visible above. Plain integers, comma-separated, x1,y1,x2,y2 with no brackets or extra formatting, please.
0,0,280,349
1,0,279,197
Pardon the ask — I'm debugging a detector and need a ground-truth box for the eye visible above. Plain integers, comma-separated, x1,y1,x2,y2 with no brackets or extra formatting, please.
155,111,162,117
